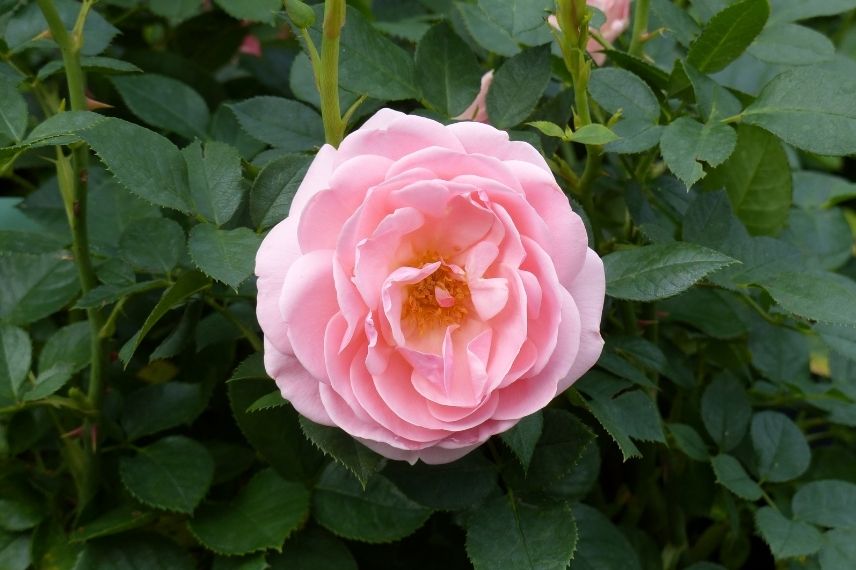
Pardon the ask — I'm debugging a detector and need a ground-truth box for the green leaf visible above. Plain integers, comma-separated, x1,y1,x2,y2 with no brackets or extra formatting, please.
710,453,763,500
759,271,856,326
701,372,752,451
755,506,823,560
383,453,498,511
228,97,324,152
792,480,856,529
748,23,835,65
0,531,29,570
250,154,311,231
466,496,576,570
660,117,737,188
500,411,543,471
651,0,701,46
112,74,209,140
527,121,568,139
72,534,193,570
816,324,856,362
313,463,431,543
69,504,156,543
819,528,856,570
742,67,856,156
751,411,811,483
660,289,749,339
705,125,791,235
603,242,737,301
299,417,384,488
20,363,73,401
75,280,166,310
17,110,105,150
119,436,214,513
148,0,202,25
37,56,142,81
415,23,483,117
188,224,262,289
246,390,287,412
544,441,600,502
0,78,27,145
189,468,309,555
588,68,661,122
335,7,418,101
228,355,323,482
121,382,207,441
748,322,809,385
455,3,520,57
213,0,280,23
119,217,185,274
0,325,30,407
212,553,268,570
5,0,118,56
118,271,210,364
567,124,619,145
568,504,642,570
687,0,770,73
770,0,856,23
0,231,65,256
668,423,710,461
476,0,552,44
781,207,852,271
0,477,44,530
0,253,80,326
81,118,192,212
684,63,742,122
486,45,552,130
512,409,595,489
269,528,357,570
38,321,90,374
183,141,244,226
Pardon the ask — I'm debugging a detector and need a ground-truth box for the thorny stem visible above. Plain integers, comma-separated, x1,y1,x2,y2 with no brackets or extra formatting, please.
36,0,104,513
628,0,650,56
319,0,346,146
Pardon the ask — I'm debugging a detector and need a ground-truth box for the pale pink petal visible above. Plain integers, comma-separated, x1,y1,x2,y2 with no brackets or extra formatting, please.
447,120,551,171
280,250,338,380
453,70,493,123
255,217,300,355
265,338,333,426
337,112,465,164
289,144,337,217
556,248,606,393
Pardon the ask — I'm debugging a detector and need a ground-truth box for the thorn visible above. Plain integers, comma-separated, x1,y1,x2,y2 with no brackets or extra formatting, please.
33,29,52,41
86,97,113,111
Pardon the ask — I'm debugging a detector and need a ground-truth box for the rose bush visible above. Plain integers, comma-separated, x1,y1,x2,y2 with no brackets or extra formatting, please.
256,109,605,463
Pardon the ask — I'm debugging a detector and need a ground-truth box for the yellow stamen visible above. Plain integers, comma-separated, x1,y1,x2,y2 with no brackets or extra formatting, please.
402,253,470,333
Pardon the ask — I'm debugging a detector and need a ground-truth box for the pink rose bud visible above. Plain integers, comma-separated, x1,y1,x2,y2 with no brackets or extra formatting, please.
453,70,494,124
255,109,605,464
550,0,631,65
239,34,262,57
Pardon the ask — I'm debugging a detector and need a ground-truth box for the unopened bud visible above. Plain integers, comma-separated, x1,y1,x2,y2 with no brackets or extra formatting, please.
284,0,315,29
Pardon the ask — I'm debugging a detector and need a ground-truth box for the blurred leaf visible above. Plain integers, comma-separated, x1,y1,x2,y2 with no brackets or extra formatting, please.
188,225,262,289
212,553,268,570
70,504,156,543
770,0,856,23
213,0,280,23
668,423,710,461
269,527,357,570
0,78,27,145
710,453,762,500
4,0,118,55
313,463,431,543
0,325,30,407
250,154,311,231
514,409,595,489
792,480,856,529
119,217,185,274
760,271,856,327
20,363,73,402
0,254,80,326
751,411,811,483
701,372,752,452
755,506,823,560
112,74,209,140
660,117,737,188
189,468,309,555
119,436,214,513
383,452,497,510
687,0,769,72
781,207,853,271
748,323,810,385
467,496,576,570
748,23,835,65
229,97,324,151
121,382,207,441
183,141,244,226
567,124,619,145
299,417,384,488
705,125,792,236
73,533,193,570
818,528,856,570
742,68,856,156
792,171,856,209
604,243,737,301
0,531,30,570
416,23,482,117
486,45,552,129
589,68,660,122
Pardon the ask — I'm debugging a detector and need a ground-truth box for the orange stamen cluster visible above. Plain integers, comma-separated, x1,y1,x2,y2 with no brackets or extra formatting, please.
402,254,470,333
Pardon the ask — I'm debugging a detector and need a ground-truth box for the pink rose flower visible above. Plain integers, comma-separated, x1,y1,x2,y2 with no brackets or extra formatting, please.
255,109,605,464
549,0,631,65
453,70,494,124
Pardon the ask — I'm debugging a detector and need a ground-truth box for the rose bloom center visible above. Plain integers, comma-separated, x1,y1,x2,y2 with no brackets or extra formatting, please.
402,253,471,333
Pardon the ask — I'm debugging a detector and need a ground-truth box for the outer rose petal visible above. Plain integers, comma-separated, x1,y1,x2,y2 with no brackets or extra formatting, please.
265,338,332,426
255,217,300,355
